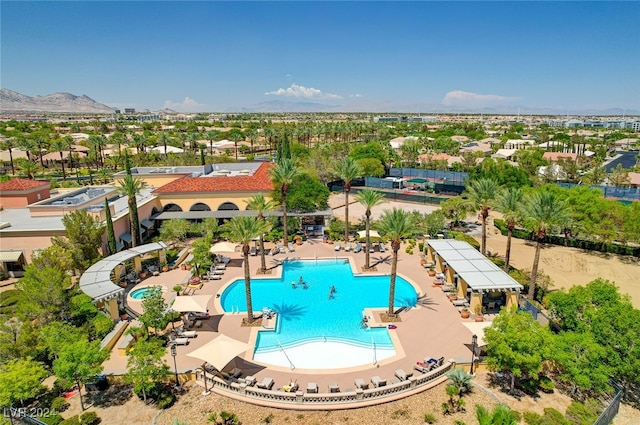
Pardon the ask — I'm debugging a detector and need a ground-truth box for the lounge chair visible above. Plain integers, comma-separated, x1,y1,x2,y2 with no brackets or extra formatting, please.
344,242,352,251
257,377,274,390
250,246,257,256
288,242,295,252
394,369,413,381
171,337,189,346
369,244,375,253
306,382,318,393
240,375,256,386
176,330,197,338
334,242,341,251
379,242,386,252
328,382,340,393
276,244,285,254
371,376,386,388
354,378,368,389
221,368,242,380
353,243,362,253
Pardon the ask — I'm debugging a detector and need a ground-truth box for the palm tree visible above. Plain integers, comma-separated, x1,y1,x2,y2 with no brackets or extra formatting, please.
16,159,40,179
117,174,145,247
354,188,385,270
377,208,416,316
96,167,113,184
222,216,269,324
246,194,278,273
463,178,500,255
333,157,363,243
1,138,17,175
270,159,301,246
522,190,570,299
229,132,244,160
50,138,71,181
494,187,524,272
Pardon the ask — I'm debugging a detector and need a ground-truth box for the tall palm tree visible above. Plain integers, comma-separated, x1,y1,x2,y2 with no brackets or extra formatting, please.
222,216,270,324
522,190,570,299
50,138,71,181
354,188,385,270
246,194,278,273
229,132,244,160
463,178,500,255
1,138,17,175
17,137,36,162
377,208,416,316
33,135,49,167
117,174,145,247
270,159,301,246
494,187,524,272
333,157,363,243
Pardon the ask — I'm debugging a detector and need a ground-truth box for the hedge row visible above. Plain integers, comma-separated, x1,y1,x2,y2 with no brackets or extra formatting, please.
494,219,640,257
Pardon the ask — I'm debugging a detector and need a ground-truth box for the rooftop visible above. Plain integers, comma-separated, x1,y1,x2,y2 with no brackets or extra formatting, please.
0,178,50,192
152,162,274,194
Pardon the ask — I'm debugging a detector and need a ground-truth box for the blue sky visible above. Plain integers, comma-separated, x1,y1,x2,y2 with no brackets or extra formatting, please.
2,1,639,113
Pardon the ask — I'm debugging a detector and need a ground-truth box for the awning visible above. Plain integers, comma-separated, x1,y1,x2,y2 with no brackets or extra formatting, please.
357,230,381,239
141,219,154,229
0,250,24,262
120,233,132,243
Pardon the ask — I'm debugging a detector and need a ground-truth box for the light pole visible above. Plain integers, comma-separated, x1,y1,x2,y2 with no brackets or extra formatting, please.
470,334,478,375
170,344,180,389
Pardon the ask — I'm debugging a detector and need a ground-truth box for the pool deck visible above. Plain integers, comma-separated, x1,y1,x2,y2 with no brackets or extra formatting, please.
103,237,482,396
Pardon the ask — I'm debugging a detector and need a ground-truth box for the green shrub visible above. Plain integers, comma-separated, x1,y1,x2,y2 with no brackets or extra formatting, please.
53,378,74,394
79,411,99,425
539,408,570,425
51,396,69,411
565,400,601,425
423,412,437,423
523,412,542,425
262,413,275,423
449,231,480,250
157,392,175,410
390,408,410,419
40,414,64,425
418,242,424,252
539,376,555,393
59,415,80,425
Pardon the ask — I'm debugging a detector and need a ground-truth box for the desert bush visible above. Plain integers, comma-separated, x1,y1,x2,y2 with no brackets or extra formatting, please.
79,411,99,425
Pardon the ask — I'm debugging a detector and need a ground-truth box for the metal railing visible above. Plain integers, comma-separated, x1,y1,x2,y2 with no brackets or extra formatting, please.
593,380,623,425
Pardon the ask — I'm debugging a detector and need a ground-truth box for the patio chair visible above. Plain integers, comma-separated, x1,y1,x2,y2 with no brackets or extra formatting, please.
176,330,197,338
334,242,341,251
353,243,362,253
369,244,375,253
414,363,431,374
306,382,318,393
288,242,295,252
344,242,352,251
394,369,413,381
257,377,274,390
250,246,257,256
371,376,386,388
379,242,386,253
240,375,256,386
170,337,189,346
328,382,340,393
354,378,368,390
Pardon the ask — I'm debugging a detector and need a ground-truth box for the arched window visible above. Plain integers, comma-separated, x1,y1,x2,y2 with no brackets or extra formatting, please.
218,202,239,211
162,203,183,212
190,202,211,212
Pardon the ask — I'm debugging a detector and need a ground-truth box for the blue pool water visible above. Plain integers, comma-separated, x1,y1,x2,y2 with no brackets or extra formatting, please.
220,259,418,353
129,286,159,300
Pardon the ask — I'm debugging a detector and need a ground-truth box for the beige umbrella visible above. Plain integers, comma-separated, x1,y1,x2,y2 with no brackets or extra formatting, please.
209,241,239,254
170,295,213,313
188,334,251,393
357,230,381,239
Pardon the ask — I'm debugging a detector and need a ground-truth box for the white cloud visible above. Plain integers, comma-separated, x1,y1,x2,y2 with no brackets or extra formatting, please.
163,96,207,112
442,90,518,107
349,93,363,98
265,83,342,99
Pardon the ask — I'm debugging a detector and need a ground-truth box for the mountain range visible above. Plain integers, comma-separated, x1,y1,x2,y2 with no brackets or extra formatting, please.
0,89,115,113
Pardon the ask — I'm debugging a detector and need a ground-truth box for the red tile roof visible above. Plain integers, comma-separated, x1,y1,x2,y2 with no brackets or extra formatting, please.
152,162,275,194
0,178,50,192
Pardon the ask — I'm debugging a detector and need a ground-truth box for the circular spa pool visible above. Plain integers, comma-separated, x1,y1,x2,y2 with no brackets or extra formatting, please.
220,259,418,369
129,286,162,300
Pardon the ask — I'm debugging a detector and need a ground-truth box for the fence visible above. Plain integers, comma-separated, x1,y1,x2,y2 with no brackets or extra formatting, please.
593,380,623,425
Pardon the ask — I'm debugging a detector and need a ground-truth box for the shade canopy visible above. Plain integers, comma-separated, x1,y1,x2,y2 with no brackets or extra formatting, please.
187,334,250,371
170,295,213,313
357,230,381,239
209,241,239,254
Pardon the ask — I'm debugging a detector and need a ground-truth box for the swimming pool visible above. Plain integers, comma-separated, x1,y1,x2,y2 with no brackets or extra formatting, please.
220,259,418,369
129,286,161,300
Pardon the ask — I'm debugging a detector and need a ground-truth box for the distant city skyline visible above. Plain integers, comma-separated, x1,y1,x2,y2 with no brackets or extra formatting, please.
2,1,639,113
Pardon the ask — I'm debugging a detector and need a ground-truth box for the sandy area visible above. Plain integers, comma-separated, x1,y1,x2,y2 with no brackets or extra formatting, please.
331,194,640,308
